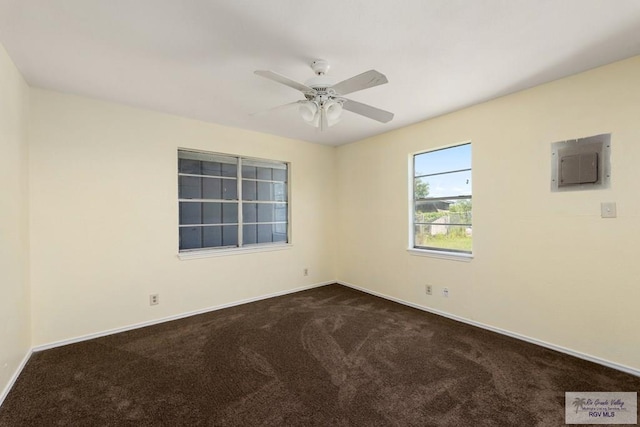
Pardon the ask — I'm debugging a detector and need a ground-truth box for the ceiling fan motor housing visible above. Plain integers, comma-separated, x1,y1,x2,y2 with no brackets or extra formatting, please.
307,59,337,96
311,59,330,75
305,75,334,92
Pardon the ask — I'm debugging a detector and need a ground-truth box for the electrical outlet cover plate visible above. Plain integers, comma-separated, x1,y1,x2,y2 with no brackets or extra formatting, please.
601,202,617,218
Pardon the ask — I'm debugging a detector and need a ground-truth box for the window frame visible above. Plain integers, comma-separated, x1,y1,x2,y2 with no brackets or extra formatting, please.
177,149,291,259
409,142,473,260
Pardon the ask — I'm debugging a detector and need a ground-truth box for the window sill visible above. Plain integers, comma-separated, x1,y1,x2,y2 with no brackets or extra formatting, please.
407,248,473,262
178,243,292,260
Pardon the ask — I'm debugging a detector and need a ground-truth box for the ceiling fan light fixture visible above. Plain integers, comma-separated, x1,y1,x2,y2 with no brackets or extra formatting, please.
299,100,317,121
299,101,320,127
299,99,342,129
324,100,343,126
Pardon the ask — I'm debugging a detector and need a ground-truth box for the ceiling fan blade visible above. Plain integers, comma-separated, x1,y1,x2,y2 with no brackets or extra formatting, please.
341,98,394,123
255,70,315,94
331,70,388,96
250,101,301,116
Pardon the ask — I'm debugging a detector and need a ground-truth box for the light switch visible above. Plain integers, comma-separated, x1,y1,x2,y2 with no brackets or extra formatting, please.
601,202,617,218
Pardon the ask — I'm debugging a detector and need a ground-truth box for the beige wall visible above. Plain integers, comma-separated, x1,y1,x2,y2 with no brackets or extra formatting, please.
0,44,31,396
28,89,337,346
336,56,640,371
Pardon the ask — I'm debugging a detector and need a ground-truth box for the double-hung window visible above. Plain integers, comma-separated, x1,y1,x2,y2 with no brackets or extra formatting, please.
412,143,472,254
178,149,289,252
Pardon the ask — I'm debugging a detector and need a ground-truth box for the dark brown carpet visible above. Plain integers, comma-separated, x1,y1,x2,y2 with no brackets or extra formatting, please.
1,284,638,426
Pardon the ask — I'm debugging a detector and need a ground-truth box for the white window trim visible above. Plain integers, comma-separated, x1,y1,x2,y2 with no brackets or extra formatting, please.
406,247,473,262
178,242,292,260
408,142,473,259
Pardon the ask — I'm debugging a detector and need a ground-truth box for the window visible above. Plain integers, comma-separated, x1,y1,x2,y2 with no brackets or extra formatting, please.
412,143,472,254
178,149,289,252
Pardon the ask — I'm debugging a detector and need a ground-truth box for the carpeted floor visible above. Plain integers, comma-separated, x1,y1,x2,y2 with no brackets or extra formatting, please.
1,284,638,426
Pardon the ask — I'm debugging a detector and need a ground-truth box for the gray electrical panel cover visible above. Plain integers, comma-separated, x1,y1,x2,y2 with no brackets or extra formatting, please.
551,133,611,192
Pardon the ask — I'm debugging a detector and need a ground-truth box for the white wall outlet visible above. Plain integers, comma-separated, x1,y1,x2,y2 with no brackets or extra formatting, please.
425,285,432,295
303,268,309,276
442,288,449,298
149,294,159,305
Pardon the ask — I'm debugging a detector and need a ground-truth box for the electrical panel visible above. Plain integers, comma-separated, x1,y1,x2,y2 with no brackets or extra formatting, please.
551,133,611,192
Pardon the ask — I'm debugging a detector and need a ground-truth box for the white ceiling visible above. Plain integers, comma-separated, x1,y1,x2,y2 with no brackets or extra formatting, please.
1,1,640,146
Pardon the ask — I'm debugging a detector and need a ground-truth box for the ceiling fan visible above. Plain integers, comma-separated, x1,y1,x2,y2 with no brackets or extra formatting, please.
254,59,394,131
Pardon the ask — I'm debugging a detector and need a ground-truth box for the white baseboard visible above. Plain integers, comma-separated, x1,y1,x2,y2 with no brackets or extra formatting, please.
0,348,32,408
338,280,640,378
33,281,333,353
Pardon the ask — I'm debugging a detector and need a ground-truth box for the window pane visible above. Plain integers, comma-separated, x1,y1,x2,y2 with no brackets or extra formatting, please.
222,179,237,200
274,183,287,202
272,168,287,182
274,204,287,222
179,227,202,250
202,203,221,224
414,224,472,252
256,167,272,180
415,199,472,225
414,143,471,177
242,165,257,179
257,204,274,222
179,176,201,199
221,163,237,177
194,225,239,248
414,200,451,214
183,202,239,225
258,224,273,243
273,223,287,242
256,224,288,244
179,159,201,174
243,224,257,245
222,203,238,224
202,177,221,199
257,182,272,201
202,226,221,247
201,161,221,176
449,199,472,224
243,203,257,223
242,180,257,201
414,170,472,199
222,225,238,246
179,202,201,225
